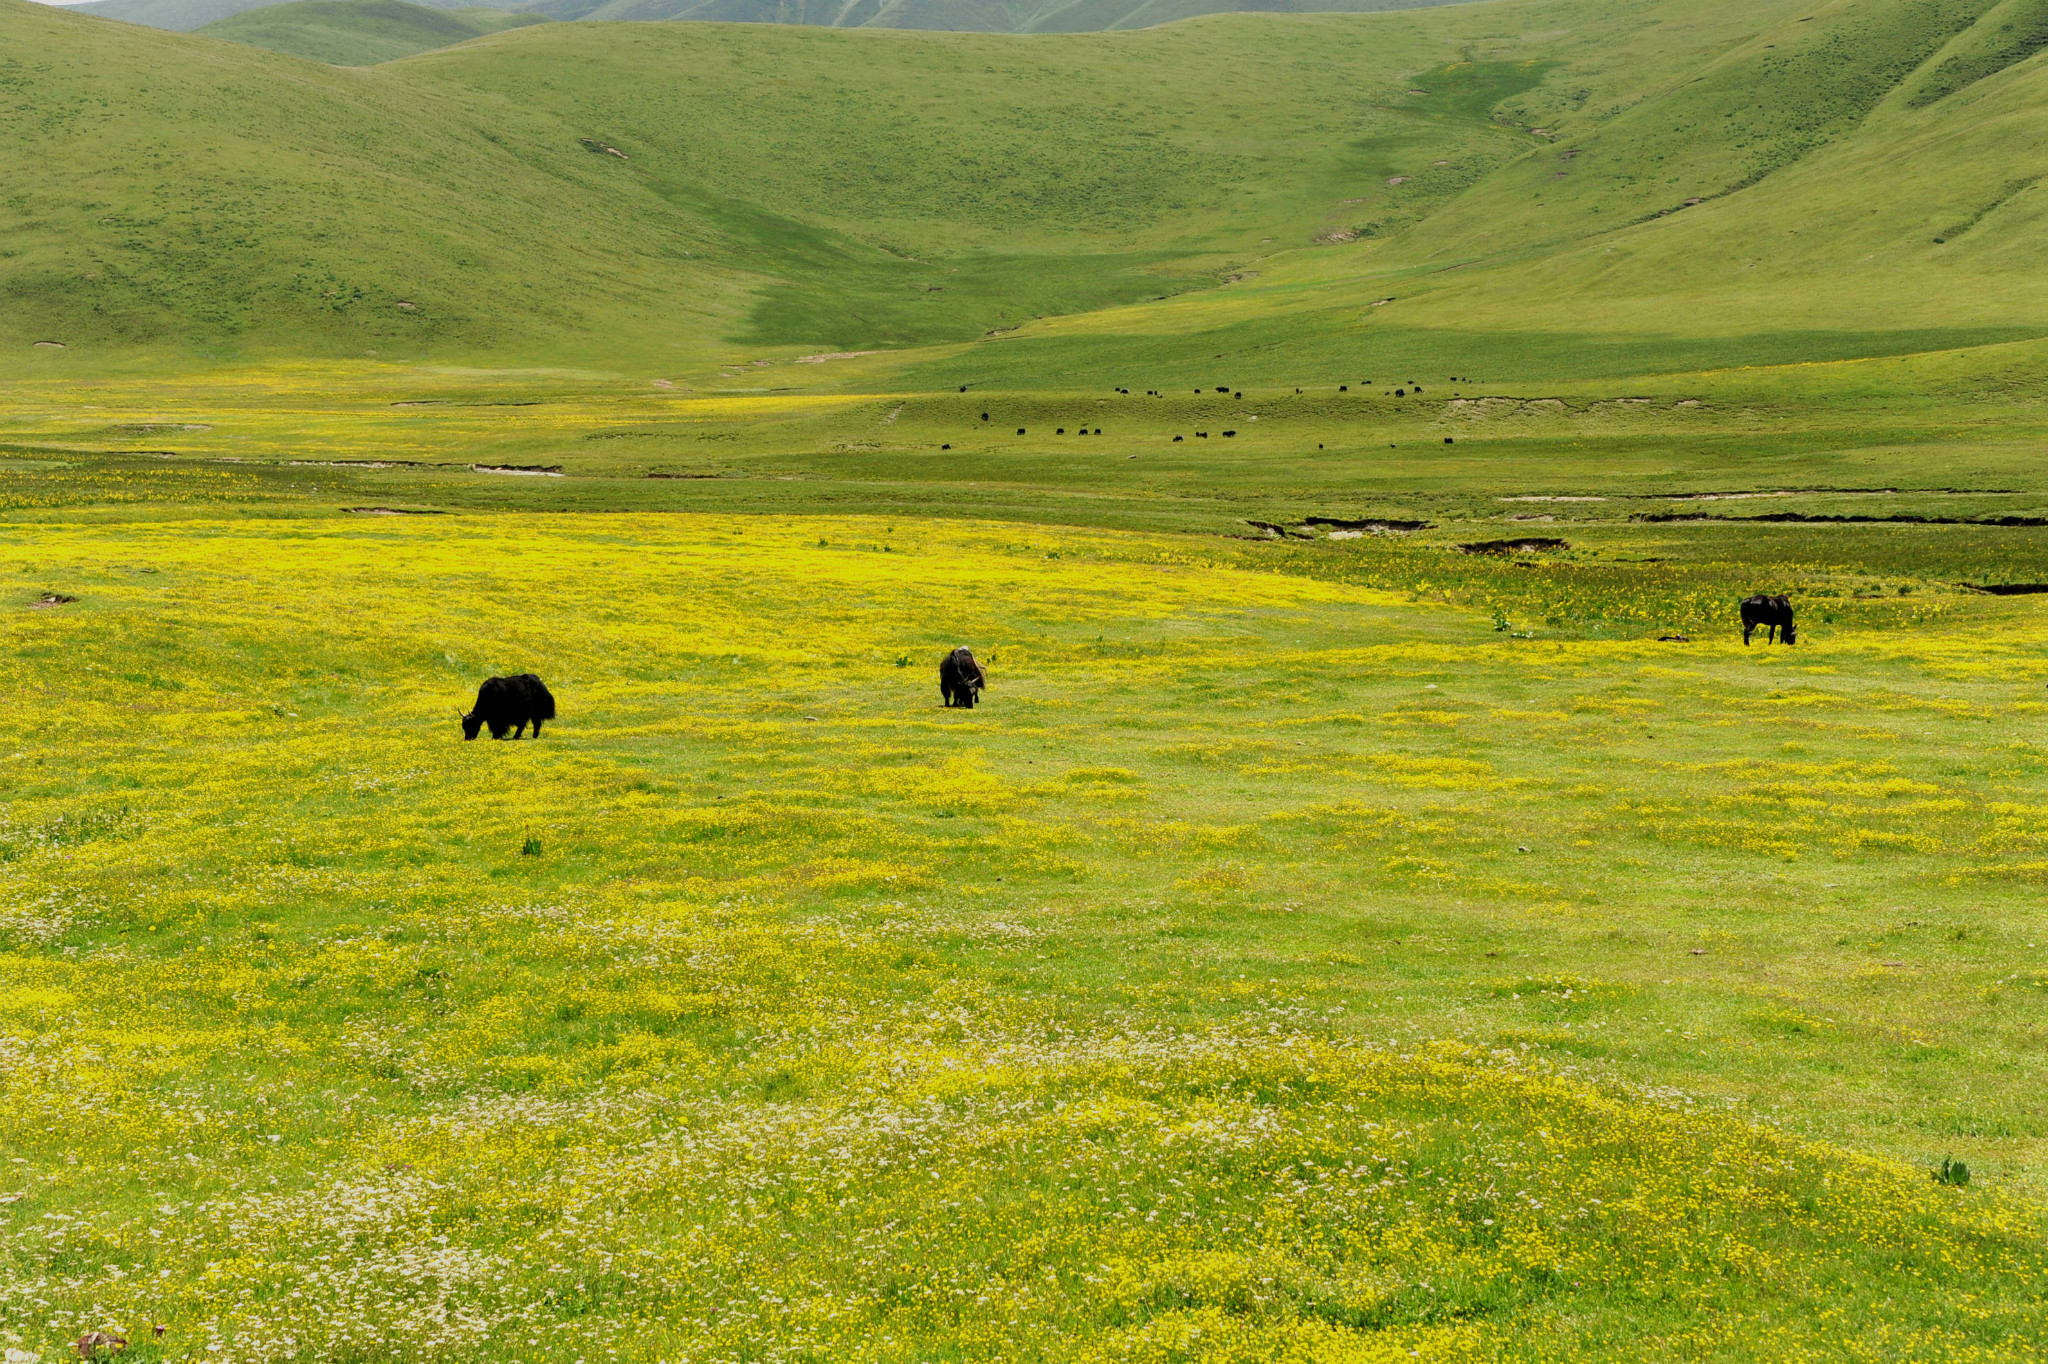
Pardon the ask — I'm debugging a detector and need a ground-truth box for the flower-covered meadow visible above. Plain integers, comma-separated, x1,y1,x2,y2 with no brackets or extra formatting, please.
4,515,2048,1361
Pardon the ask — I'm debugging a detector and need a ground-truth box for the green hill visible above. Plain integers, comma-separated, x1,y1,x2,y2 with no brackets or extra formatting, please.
10,0,2048,379
513,0,1471,32
195,0,547,64
73,0,1471,33
0,0,1531,366
0,0,726,365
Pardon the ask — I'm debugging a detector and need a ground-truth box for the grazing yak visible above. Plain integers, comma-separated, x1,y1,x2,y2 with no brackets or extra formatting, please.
1740,594,1796,645
461,673,556,739
939,647,986,709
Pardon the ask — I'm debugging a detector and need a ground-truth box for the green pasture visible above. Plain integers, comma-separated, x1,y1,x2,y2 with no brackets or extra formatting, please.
5,506,2048,1362
10,0,2048,1351
11,315,2048,1364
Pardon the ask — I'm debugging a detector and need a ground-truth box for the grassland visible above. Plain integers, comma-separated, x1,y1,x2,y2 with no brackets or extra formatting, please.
7,509,2048,1364
9,349,2048,1357
10,0,2048,1354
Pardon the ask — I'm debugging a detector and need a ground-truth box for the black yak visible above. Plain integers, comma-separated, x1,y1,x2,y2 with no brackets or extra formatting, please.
939,647,986,709
461,673,556,739
1740,594,1796,645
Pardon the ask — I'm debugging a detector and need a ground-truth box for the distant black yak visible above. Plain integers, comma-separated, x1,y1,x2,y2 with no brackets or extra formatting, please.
1740,594,1796,645
461,673,556,739
939,647,986,709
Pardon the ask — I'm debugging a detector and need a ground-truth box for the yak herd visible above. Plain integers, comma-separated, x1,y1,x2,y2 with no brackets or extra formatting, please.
459,648,992,740
461,594,1797,739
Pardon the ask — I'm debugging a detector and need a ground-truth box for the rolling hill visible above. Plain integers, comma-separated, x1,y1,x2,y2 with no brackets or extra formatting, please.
195,0,547,63
10,0,2048,379
0,0,1537,366
72,0,1471,33
500,0,1469,32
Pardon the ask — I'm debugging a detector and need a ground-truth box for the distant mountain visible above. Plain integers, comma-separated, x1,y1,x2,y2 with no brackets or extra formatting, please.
71,0,457,29
74,0,1465,32
196,0,545,62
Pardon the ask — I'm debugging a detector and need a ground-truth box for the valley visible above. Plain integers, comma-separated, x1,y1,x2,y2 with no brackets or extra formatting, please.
6,0,2048,1356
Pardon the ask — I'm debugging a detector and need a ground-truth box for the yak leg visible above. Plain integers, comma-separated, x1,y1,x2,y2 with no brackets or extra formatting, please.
530,718,544,738
512,719,527,738
1743,621,1753,645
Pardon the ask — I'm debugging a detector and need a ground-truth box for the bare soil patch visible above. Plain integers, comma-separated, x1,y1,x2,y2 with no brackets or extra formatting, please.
1459,537,1568,555
1302,516,1429,533
1244,520,1312,540
1637,512,2048,527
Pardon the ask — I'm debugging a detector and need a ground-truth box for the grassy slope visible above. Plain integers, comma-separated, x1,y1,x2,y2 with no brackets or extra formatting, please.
543,0,1468,30
909,0,2048,388
4,0,1565,365
75,0,1471,31
27,0,2048,377
393,11,1558,353
20,0,2048,381
195,0,547,65
0,0,761,363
